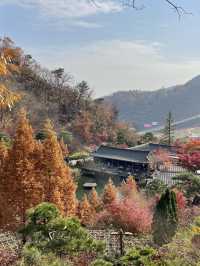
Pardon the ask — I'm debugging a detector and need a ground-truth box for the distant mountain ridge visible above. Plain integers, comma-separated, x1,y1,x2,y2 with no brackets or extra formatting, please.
104,75,200,131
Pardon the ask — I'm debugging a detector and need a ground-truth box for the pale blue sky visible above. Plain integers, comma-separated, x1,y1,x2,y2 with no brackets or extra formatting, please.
1,0,200,97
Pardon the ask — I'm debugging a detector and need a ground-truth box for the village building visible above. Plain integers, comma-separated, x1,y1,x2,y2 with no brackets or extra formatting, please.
81,143,185,186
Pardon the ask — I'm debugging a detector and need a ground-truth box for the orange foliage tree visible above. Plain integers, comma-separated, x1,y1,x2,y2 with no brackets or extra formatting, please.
89,187,102,212
120,176,138,198
41,120,77,216
0,141,8,169
72,111,93,144
0,37,22,126
0,109,42,230
0,111,78,230
78,194,94,226
102,178,117,205
59,137,69,157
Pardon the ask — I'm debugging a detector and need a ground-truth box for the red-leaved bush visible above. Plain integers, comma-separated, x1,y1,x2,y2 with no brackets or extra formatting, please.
174,189,186,210
177,139,200,171
96,197,152,234
96,176,153,234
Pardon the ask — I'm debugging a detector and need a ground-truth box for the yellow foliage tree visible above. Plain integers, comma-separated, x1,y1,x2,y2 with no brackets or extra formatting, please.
41,120,77,216
0,38,22,126
0,60,7,75
102,178,117,205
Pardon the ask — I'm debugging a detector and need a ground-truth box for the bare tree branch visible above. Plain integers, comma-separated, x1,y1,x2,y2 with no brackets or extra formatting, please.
164,0,191,18
89,0,191,17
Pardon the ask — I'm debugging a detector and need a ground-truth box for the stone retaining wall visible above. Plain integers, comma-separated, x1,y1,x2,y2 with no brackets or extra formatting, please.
88,229,151,255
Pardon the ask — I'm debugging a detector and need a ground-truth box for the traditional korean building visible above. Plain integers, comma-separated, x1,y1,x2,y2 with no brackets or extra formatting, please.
92,145,149,180
81,143,185,186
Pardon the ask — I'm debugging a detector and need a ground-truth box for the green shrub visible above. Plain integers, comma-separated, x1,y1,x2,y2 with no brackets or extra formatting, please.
120,246,157,266
59,131,73,144
20,203,105,257
153,189,178,246
145,179,167,197
69,151,89,160
18,245,70,266
35,131,47,141
0,132,11,145
91,259,113,266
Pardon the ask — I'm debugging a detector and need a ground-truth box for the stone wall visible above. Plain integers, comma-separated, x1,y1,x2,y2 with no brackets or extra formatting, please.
0,231,21,253
88,229,151,255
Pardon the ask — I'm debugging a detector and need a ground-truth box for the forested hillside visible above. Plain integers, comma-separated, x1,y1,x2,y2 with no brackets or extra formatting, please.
0,37,138,149
105,76,200,130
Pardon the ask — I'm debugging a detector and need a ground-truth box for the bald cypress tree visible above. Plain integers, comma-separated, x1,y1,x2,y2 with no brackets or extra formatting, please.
102,178,117,205
89,187,101,212
0,109,43,230
153,189,178,246
78,194,94,226
41,120,77,216
0,141,8,169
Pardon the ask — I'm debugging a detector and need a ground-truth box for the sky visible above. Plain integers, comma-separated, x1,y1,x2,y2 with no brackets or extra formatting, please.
1,0,200,97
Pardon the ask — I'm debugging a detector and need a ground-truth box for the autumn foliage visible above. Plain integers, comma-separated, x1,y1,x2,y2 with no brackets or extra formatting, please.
41,119,77,216
0,110,77,230
97,198,152,233
78,194,94,226
0,109,42,230
89,187,102,212
178,139,200,172
102,178,117,205
120,175,138,198
0,37,22,126
97,177,153,234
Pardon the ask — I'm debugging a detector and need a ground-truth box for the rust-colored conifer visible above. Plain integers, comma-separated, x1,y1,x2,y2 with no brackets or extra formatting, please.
41,120,77,216
120,176,138,198
78,194,94,226
0,109,42,230
0,141,8,169
89,187,101,212
102,178,117,205
59,137,69,157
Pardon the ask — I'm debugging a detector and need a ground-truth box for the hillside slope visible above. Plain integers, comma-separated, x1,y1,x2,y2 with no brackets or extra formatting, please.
105,75,200,131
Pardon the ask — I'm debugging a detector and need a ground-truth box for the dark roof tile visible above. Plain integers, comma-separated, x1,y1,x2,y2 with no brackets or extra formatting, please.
93,145,149,164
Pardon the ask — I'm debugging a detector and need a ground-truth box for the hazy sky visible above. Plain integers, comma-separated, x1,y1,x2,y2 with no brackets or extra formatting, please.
1,0,200,97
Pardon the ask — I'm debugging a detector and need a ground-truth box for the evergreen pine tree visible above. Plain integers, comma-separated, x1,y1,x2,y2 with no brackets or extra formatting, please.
153,189,178,246
102,178,117,205
162,112,174,145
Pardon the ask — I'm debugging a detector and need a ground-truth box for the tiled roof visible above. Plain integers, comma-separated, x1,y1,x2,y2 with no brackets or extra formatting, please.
93,145,149,164
129,143,176,153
